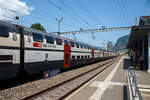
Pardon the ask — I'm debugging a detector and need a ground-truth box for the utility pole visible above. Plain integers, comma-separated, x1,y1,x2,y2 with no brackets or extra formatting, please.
56,17,63,35
91,31,95,39
135,17,137,25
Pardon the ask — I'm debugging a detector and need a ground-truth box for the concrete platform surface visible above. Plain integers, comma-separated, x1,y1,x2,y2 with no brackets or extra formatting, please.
63,56,150,100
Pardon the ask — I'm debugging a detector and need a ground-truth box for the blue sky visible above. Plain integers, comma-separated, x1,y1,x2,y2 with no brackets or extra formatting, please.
6,0,150,48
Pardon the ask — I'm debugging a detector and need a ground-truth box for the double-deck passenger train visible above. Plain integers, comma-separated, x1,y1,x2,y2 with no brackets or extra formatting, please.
0,20,114,80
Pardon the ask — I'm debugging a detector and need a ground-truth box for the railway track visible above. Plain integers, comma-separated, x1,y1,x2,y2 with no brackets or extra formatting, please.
0,58,113,91
0,73,43,90
23,57,120,100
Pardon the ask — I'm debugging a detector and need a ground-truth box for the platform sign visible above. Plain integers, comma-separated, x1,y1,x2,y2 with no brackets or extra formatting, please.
43,69,60,79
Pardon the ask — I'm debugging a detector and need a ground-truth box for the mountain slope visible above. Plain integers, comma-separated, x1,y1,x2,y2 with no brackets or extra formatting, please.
113,35,129,52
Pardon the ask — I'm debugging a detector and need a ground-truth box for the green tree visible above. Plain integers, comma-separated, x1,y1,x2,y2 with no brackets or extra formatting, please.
31,23,46,32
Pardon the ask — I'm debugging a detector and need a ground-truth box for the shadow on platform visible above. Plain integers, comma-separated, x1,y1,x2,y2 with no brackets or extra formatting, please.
123,85,128,100
123,58,131,70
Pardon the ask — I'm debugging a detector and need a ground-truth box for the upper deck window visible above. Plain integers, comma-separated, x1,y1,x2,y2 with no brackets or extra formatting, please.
70,41,75,47
80,44,83,48
64,40,68,46
56,38,62,45
0,25,9,37
32,33,43,42
24,30,30,35
46,36,54,44
76,43,79,48
87,46,89,49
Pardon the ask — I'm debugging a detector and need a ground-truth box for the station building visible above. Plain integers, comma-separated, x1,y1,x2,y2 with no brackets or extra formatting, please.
107,41,113,52
127,16,150,72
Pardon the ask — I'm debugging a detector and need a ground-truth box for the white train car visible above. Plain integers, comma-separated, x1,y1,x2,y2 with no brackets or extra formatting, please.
0,20,114,80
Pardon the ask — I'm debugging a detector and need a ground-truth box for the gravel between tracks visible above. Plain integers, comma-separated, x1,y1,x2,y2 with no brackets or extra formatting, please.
0,57,118,100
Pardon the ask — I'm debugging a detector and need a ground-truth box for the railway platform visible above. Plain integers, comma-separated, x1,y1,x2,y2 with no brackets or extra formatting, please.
64,56,150,100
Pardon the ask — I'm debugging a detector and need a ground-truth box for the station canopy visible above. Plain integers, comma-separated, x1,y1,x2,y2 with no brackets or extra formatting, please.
127,16,150,49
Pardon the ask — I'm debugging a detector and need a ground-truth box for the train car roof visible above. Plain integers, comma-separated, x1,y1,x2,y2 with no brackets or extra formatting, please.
0,20,105,50
23,26,61,39
0,20,17,29
67,38,91,47
65,37,105,50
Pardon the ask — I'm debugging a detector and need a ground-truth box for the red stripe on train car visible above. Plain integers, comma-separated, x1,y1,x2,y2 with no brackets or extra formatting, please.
33,43,42,48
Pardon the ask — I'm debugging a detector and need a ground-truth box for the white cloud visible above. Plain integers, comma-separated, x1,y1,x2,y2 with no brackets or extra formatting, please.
0,0,34,21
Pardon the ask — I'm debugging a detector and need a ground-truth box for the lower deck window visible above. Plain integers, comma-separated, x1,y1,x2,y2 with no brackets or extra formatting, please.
81,56,84,59
77,56,80,59
85,56,87,59
72,55,75,59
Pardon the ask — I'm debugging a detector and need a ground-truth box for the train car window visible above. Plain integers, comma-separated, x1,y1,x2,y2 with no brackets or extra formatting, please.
46,36,54,44
85,56,87,59
64,40,68,46
86,46,88,49
0,25,9,37
80,45,83,49
76,43,79,48
70,42,75,47
10,28,16,32
81,56,84,59
56,38,62,45
32,33,43,42
15,28,19,34
72,55,75,59
88,55,90,58
7,27,13,32
24,30,29,35
77,56,80,59
66,54,68,64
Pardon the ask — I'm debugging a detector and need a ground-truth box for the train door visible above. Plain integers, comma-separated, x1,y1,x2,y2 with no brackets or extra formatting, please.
92,48,94,62
64,40,70,68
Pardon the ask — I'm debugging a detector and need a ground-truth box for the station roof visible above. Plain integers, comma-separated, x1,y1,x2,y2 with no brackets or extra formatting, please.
127,25,150,48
